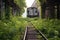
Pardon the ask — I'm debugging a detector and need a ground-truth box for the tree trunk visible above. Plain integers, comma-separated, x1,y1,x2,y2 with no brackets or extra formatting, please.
5,1,10,20
41,5,46,18
0,0,2,20
49,6,55,19
57,4,60,19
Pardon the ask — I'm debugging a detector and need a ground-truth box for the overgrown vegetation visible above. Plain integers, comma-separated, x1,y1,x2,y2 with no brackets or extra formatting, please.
0,0,27,40
0,17,27,40
14,0,26,15
0,0,26,20
31,19,60,40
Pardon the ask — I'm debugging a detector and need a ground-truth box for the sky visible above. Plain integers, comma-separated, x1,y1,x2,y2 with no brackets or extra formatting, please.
22,0,35,18
26,0,35,7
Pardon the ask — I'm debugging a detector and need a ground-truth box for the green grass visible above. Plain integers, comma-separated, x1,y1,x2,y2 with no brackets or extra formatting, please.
31,19,60,40
0,17,28,40
0,17,60,40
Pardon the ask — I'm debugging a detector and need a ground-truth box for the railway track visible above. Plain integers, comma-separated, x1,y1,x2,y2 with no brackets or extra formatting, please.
23,22,48,40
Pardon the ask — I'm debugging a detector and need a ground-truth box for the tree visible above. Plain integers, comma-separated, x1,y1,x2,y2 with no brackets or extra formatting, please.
0,0,26,20
5,0,10,20
14,0,26,16
0,0,2,20
38,0,47,18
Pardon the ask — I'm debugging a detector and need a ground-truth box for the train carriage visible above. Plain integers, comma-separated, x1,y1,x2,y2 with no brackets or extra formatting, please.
27,7,39,18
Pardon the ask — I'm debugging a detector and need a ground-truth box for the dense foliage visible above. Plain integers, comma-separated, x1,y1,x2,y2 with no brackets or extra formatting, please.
31,19,60,40
14,0,26,15
0,17,27,40
0,0,26,40
0,0,26,20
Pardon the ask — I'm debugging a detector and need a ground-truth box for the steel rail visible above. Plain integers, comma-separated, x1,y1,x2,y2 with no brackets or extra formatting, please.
23,27,27,40
28,21,48,40
23,20,48,40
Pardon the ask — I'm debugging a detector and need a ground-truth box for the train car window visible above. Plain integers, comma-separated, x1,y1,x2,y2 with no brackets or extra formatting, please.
27,11,29,15
27,9,31,15
33,8,37,15
35,11,37,13
29,10,33,15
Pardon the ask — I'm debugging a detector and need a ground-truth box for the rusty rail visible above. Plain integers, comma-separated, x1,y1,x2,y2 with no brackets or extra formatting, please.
23,20,48,40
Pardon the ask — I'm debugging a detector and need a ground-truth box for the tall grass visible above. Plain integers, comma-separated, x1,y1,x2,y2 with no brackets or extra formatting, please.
0,17,27,40
31,19,60,40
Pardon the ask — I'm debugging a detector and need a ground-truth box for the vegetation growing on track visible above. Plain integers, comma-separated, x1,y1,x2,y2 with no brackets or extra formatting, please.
31,19,60,40
0,17,60,40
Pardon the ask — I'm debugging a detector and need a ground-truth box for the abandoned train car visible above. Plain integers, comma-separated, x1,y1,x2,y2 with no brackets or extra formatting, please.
27,7,39,18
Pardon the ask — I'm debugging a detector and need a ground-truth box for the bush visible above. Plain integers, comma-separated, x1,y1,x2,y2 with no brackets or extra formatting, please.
31,19,60,40
0,17,27,40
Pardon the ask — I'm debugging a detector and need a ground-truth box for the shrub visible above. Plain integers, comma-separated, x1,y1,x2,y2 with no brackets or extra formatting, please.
0,17,27,40
31,19,60,40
